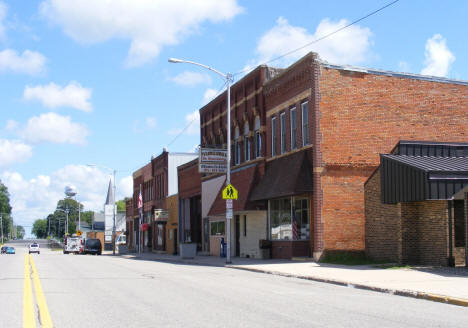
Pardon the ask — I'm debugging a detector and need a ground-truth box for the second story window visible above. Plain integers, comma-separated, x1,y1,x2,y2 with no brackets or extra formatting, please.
234,126,240,165
254,116,261,158
244,122,250,161
271,116,277,156
290,107,297,150
301,101,309,146
280,112,286,154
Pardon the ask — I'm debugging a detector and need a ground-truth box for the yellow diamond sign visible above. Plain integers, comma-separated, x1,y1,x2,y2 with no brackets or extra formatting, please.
222,184,238,200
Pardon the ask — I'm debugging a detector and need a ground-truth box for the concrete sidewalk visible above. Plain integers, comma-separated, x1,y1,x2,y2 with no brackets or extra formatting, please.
119,251,468,307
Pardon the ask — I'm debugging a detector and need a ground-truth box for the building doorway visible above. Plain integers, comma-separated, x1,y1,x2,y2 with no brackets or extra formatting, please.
235,215,240,257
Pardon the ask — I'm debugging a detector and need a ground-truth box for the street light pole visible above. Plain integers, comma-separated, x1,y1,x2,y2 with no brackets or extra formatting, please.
169,58,233,264
112,169,117,256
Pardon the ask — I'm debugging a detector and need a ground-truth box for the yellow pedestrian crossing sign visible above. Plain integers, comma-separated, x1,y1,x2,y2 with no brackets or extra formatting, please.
222,184,238,200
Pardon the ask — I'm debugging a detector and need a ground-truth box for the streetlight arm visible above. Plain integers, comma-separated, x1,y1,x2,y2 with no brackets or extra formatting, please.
168,58,227,79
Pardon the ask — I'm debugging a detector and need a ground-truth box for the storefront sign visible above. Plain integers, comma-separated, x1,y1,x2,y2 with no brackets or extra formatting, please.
199,148,227,173
199,163,227,173
154,209,169,221
200,148,227,162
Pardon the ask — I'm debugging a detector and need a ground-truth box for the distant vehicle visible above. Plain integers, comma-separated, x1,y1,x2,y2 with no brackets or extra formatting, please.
64,236,83,254
1,246,8,254
116,234,126,246
29,243,40,254
84,238,102,255
6,247,15,254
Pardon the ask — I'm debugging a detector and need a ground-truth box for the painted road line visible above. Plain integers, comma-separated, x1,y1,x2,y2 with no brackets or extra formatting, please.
30,255,54,328
23,254,36,328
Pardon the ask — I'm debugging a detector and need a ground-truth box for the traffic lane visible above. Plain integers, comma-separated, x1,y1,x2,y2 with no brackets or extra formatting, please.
34,252,468,328
0,244,27,328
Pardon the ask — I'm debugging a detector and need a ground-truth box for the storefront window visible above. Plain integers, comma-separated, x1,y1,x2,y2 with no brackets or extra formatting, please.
294,198,310,240
210,221,225,235
270,198,291,240
269,196,309,240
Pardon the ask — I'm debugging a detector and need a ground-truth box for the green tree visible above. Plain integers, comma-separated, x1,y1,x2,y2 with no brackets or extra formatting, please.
32,219,48,238
81,210,94,226
0,179,13,241
16,225,25,239
116,200,126,212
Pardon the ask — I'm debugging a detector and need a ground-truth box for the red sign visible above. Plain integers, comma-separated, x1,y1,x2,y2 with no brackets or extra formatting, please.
142,223,149,231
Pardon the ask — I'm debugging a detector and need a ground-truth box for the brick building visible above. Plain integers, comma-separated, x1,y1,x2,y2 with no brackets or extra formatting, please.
177,158,202,251
366,141,468,266
199,52,468,260
200,65,281,258
126,150,197,253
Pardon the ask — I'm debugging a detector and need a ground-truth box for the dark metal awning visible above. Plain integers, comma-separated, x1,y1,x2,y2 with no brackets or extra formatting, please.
250,149,313,201
381,154,468,204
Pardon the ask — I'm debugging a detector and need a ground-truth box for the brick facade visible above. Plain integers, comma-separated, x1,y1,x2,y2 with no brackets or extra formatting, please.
366,168,461,266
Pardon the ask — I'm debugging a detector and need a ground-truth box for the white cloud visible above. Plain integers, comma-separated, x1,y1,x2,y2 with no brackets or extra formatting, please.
23,81,92,112
118,175,133,199
145,117,156,129
169,71,212,87
202,88,219,105
420,34,455,77
40,0,243,67
20,112,89,145
0,49,47,75
251,17,372,68
5,119,18,132
0,1,7,40
1,166,133,232
0,139,32,167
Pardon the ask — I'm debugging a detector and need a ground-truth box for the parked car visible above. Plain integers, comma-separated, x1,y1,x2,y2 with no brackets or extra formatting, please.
116,234,126,246
29,243,40,254
1,246,8,254
63,236,83,254
6,247,15,254
84,238,102,255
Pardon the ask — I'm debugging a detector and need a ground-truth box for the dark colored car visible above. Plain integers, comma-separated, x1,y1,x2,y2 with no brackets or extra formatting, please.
1,246,8,254
84,238,102,255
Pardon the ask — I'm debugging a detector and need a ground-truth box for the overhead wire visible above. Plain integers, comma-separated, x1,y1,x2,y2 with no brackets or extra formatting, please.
233,0,400,77
167,79,229,148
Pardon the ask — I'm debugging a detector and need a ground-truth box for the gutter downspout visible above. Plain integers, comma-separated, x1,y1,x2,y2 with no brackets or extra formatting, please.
448,199,455,267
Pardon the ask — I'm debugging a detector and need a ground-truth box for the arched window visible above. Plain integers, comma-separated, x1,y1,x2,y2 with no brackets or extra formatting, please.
254,116,262,158
244,122,250,161
234,126,240,165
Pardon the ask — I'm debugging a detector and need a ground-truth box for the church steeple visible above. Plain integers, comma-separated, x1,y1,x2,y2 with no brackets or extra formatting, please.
105,179,114,205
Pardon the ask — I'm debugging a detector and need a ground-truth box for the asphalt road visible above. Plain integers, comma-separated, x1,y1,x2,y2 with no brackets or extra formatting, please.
1,240,468,328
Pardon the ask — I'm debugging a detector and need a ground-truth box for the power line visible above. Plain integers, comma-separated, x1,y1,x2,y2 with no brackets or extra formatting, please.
234,0,400,77
167,80,228,148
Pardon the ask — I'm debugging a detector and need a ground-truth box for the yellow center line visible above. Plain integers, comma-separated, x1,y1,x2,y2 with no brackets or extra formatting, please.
30,255,54,328
23,254,36,328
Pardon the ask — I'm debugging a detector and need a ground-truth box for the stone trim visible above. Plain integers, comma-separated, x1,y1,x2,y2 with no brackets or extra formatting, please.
266,89,312,118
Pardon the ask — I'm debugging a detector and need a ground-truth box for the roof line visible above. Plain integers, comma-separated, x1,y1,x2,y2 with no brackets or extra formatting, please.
320,61,468,86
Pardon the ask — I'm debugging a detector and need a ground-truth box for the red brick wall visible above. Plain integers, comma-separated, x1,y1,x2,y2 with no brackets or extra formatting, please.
319,67,468,251
178,159,201,199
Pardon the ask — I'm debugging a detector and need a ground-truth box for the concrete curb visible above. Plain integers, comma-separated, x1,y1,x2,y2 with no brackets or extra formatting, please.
119,254,468,307
228,266,468,307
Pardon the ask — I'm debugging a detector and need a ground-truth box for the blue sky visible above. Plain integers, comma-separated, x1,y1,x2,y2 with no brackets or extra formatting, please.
0,0,466,233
